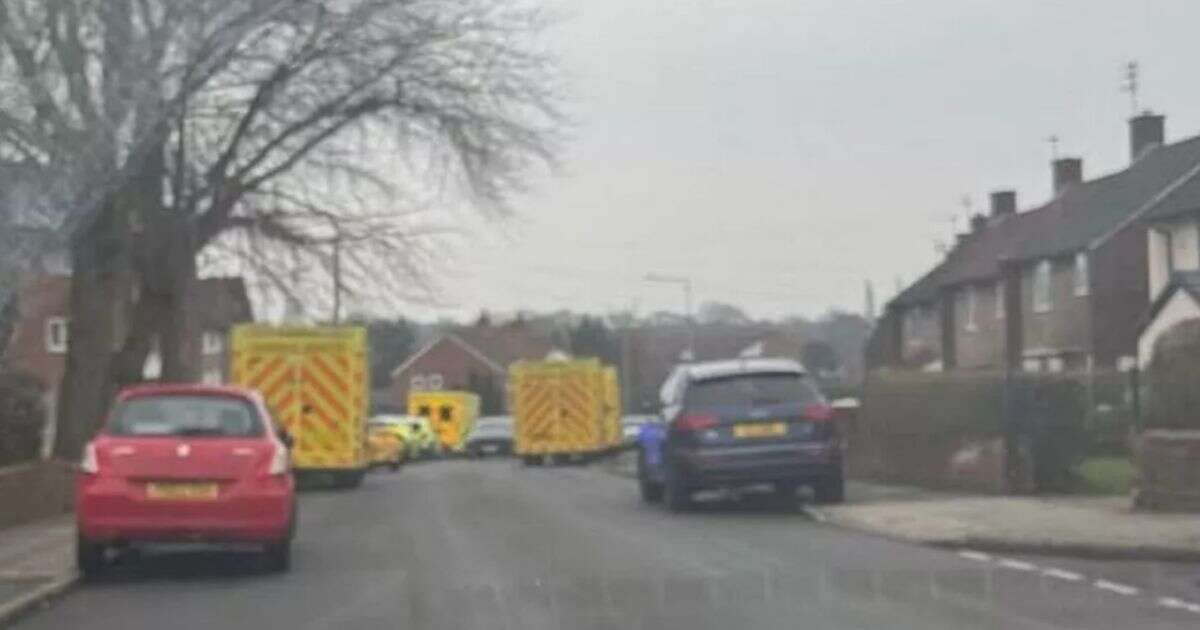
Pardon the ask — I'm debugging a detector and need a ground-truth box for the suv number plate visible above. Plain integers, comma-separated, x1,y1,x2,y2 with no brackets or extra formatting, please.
733,422,786,438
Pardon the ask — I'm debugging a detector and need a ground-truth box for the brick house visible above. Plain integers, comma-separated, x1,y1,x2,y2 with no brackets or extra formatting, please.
390,323,558,414
2,274,72,394
622,324,806,411
196,278,254,384
1135,156,1200,365
3,274,253,451
874,112,1200,374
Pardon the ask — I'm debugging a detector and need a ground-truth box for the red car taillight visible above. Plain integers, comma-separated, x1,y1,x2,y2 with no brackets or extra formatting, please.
79,442,100,475
673,414,719,432
267,443,290,477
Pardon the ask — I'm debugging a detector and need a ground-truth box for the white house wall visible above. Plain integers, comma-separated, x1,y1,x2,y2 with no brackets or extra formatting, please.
1149,219,1200,299
1138,290,1200,368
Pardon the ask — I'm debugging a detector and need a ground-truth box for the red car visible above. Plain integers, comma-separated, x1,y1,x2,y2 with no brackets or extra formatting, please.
76,384,297,575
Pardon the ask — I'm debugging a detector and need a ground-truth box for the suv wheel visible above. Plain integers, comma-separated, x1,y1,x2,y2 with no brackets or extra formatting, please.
813,475,845,504
664,464,692,512
76,534,106,578
636,451,663,503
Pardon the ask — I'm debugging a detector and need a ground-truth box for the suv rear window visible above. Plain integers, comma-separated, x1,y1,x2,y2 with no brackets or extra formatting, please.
109,395,264,438
685,373,823,409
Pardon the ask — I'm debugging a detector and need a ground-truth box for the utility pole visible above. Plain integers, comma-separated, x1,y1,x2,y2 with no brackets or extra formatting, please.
644,273,694,362
331,236,343,325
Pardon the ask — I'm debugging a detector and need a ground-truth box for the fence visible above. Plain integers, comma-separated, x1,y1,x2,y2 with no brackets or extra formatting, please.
850,368,1136,494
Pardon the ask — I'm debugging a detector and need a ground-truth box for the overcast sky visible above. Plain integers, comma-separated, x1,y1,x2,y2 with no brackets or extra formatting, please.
402,0,1200,322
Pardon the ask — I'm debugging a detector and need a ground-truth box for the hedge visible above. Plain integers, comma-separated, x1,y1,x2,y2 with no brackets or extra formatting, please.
0,372,46,466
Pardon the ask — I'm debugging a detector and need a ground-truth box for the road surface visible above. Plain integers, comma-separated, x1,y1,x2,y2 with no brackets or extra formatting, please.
10,460,1200,629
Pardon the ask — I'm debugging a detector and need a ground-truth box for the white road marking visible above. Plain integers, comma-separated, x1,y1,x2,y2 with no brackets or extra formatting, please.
957,550,992,563
1093,580,1140,596
996,558,1038,571
1041,568,1084,582
1155,597,1200,613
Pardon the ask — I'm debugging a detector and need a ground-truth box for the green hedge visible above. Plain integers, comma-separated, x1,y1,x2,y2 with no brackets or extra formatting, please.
1145,320,1200,430
862,370,1094,493
0,372,46,466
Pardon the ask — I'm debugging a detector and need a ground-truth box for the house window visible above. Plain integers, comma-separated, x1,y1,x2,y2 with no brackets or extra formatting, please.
202,331,224,356
1032,260,1053,313
995,282,1005,319
202,367,222,385
1073,252,1089,297
964,287,978,332
45,317,69,354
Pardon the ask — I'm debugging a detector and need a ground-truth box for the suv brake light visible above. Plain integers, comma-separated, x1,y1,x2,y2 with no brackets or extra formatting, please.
674,414,718,432
803,404,834,422
80,442,99,474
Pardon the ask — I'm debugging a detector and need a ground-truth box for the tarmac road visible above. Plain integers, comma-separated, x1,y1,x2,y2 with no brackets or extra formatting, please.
9,459,1200,629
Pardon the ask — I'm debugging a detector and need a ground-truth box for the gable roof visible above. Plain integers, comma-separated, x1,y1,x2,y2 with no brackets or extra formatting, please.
1012,135,1200,261
890,132,1200,310
389,325,558,379
888,260,949,308
1139,167,1200,224
1140,270,1200,333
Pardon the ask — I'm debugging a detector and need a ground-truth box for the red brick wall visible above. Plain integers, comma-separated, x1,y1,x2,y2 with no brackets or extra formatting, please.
1020,257,1091,367
4,275,70,390
952,281,1006,370
0,460,76,528
390,337,503,409
1134,430,1200,511
1090,225,1149,367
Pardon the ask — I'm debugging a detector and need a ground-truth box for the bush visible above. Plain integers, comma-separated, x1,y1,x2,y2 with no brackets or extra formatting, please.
1145,319,1200,430
0,372,46,466
862,370,1093,493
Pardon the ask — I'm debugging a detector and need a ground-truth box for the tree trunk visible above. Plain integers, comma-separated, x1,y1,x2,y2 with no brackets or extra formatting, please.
53,206,130,460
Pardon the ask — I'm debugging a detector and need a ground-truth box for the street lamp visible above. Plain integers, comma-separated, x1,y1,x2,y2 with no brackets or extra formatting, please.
643,273,694,361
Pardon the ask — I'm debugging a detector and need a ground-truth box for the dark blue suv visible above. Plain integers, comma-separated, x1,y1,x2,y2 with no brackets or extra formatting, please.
636,358,844,511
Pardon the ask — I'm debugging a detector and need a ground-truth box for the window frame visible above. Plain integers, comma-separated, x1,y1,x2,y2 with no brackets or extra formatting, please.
1032,260,1053,313
1073,252,1089,297
964,286,978,332
45,317,69,354
202,330,224,356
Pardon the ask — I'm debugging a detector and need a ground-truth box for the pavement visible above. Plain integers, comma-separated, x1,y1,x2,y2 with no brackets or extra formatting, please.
3,459,1200,629
0,516,78,626
804,481,1200,562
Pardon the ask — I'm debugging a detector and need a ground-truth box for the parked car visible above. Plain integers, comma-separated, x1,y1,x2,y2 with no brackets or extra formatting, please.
367,416,408,471
75,384,297,576
464,415,514,457
404,415,439,459
621,414,658,443
636,358,843,511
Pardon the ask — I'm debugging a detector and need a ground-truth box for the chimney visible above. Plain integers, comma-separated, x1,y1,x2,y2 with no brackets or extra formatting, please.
1052,157,1083,195
969,213,987,233
1129,111,1165,162
989,190,1017,218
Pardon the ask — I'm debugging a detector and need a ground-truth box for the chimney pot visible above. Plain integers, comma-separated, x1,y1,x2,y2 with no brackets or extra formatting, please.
1052,157,1083,195
989,190,1017,217
1129,111,1165,162
969,214,987,233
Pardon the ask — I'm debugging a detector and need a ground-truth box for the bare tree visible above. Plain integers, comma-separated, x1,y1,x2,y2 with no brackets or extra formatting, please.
0,0,565,457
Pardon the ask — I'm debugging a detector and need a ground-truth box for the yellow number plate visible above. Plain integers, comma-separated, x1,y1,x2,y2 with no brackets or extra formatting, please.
146,482,219,501
733,422,787,438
